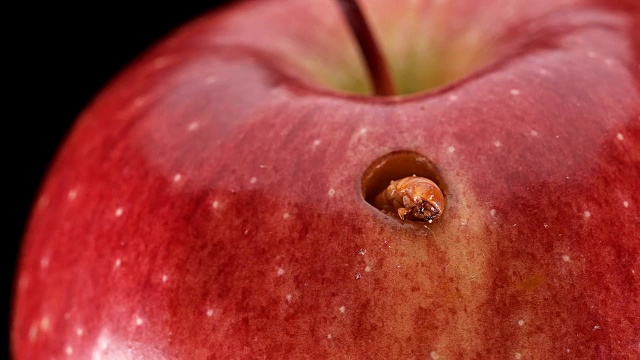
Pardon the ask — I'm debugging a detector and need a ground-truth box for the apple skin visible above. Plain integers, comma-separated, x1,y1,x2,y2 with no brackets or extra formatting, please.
12,0,640,359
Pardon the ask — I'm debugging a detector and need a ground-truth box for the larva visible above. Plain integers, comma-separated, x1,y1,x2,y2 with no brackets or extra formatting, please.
374,175,445,222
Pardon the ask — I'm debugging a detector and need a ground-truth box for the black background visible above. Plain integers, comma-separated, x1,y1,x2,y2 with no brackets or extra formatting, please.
6,1,233,357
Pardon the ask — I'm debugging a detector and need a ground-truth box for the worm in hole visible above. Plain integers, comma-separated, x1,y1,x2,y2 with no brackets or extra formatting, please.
374,175,445,222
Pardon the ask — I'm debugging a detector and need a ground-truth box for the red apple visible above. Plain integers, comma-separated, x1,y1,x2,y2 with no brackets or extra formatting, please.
12,0,640,358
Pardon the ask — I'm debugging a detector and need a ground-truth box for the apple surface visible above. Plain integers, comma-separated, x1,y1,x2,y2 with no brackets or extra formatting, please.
12,0,640,359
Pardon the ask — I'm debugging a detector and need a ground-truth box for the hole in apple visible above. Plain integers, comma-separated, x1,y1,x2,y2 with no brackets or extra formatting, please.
362,151,447,222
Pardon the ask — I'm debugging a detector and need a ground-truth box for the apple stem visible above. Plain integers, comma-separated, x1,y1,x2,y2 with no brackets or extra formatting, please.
337,0,395,96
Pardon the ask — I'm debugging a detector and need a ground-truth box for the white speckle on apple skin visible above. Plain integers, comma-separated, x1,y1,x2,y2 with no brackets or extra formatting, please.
187,121,199,132
132,96,148,108
311,139,321,150
286,294,293,302
493,140,502,147
152,56,172,70
327,333,332,339
37,195,50,210
173,173,182,183
212,201,220,209
430,350,439,359
17,274,29,291
282,212,291,220
277,267,285,276
583,211,591,218
359,128,367,135
28,324,38,342
135,316,143,326
162,274,168,283
586,51,597,58
510,89,520,96
517,319,525,326
623,201,629,208
562,255,571,262
515,352,522,359
447,145,455,153
249,176,257,184
40,257,49,269
65,345,73,355
76,327,84,337
40,316,50,332
616,133,624,141
114,207,124,217
530,130,539,136
97,331,109,351
328,188,336,197
489,209,497,217
204,75,216,85
448,94,458,102
364,265,372,273
206,309,214,317
113,258,121,269
538,68,549,75
339,306,346,314
67,189,78,200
